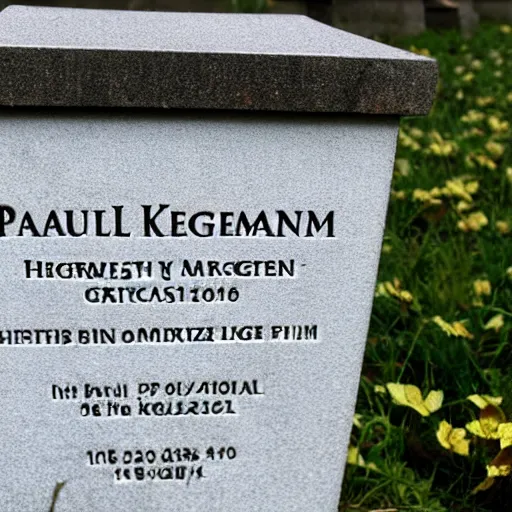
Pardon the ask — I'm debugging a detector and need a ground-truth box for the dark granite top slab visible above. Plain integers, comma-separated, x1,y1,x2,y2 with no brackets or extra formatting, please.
0,5,437,115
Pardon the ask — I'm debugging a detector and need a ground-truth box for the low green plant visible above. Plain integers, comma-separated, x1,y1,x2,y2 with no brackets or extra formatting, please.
49,482,66,512
340,23,512,511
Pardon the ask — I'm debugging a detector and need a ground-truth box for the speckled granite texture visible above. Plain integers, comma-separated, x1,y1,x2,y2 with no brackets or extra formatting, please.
0,5,438,114
0,110,398,511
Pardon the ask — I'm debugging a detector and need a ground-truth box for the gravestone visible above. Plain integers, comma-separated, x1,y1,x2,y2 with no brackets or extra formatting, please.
0,6,437,511
333,0,426,37
425,0,480,34
474,0,512,22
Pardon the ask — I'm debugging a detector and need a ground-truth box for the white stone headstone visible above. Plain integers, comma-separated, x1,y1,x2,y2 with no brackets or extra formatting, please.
0,6,437,511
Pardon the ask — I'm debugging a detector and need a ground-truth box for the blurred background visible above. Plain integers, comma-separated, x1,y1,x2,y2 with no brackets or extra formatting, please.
0,1,510,36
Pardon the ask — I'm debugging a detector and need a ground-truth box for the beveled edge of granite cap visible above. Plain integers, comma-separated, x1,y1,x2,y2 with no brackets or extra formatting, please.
0,5,438,115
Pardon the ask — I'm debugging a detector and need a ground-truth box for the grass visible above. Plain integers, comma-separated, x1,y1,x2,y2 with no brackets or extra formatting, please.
339,23,512,512
49,482,65,512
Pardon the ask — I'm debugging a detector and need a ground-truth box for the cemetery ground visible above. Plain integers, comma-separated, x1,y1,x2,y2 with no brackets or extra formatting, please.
340,23,512,512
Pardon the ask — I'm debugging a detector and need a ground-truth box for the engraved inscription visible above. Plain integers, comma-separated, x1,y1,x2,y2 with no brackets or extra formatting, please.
52,380,265,419
86,445,237,484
